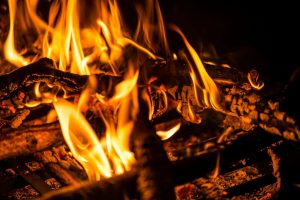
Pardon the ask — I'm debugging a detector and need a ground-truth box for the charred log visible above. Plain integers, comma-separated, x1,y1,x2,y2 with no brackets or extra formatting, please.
0,58,122,102
0,122,63,160
141,59,254,86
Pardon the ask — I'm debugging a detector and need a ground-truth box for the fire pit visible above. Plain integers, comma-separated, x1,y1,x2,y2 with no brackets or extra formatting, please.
0,0,299,199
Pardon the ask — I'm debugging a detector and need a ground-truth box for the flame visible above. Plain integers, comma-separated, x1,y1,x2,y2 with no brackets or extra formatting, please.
54,99,112,180
95,64,138,172
134,0,169,54
172,26,223,112
156,122,181,140
4,0,158,74
3,0,29,67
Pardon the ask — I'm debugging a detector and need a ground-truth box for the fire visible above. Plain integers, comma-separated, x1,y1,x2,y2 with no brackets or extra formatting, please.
2,0,226,181
2,0,147,181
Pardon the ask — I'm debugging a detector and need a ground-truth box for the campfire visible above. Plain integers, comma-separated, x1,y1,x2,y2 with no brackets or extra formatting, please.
0,0,299,199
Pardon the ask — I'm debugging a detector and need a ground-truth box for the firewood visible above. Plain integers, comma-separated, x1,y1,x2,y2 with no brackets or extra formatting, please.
0,122,63,160
0,57,250,112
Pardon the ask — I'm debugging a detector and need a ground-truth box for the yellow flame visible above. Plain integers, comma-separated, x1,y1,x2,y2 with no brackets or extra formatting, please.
54,99,112,180
7,0,148,180
3,0,29,67
134,0,169,54
156,122,181,140
173,26,223,112
96,65,138,173
4,0,163,73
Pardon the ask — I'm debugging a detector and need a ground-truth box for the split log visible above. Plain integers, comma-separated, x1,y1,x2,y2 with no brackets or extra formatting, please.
0,122,63,160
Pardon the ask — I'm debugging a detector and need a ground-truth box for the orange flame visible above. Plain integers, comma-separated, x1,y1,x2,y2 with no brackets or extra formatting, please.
3,0,153,180
134,0,170,54
156,122,181,140
54,99,112,180
4,0,29,67
247,70,264,90
172,26,223,112
95,64,138,173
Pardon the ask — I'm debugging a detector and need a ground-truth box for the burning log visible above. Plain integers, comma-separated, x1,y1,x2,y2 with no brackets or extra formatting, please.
0,122,63,160
0,57,255,105
0,58,122,103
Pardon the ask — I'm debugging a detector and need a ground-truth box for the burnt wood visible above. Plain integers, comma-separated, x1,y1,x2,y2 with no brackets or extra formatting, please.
0,122,63,160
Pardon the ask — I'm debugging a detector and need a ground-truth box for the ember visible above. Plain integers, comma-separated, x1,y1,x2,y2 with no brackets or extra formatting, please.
0,0,299,199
